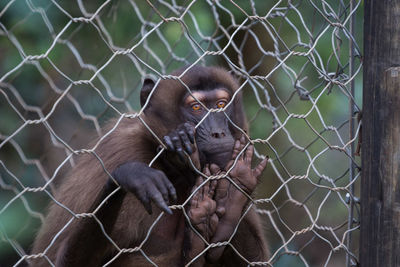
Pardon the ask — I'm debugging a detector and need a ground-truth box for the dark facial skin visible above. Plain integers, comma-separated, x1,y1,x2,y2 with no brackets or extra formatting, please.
182,88,236,168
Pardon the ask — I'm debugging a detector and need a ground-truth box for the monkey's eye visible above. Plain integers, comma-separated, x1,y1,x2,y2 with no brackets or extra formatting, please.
191,103,202,111
216,100,227,108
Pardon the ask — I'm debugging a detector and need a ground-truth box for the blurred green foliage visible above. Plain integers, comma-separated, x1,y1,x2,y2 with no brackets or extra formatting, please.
0,0,363,266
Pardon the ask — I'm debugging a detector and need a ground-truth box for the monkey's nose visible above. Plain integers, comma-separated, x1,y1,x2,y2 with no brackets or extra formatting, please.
211,131,226,138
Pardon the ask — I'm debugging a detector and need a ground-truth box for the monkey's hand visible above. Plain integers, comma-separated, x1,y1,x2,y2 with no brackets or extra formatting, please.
112,162,177,215
186,166,218,266
163,122,199,165
206,135,268,262
188,166,219,240
225,135,268,193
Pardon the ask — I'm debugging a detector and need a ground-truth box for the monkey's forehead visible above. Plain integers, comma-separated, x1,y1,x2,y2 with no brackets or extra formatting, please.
183,89,230,104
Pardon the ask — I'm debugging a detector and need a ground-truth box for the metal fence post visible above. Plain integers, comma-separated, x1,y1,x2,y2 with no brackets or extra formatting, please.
361,1,400,266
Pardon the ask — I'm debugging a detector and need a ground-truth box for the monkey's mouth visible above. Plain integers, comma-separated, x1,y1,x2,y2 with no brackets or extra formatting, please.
198,139,235,169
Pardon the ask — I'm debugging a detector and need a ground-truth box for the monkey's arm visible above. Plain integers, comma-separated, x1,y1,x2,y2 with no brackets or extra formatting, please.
221,208,269,266
55,179,126,266
185,171,219,267
206,198,269,266
55,162,176,266
185,229,207,267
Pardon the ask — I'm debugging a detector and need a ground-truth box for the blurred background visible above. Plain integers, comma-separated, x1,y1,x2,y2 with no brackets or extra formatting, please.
0,0,363,266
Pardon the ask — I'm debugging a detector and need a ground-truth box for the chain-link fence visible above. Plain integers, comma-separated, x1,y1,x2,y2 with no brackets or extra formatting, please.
0,1,362,266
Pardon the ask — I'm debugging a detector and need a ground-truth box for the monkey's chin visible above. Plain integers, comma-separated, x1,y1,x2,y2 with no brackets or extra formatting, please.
202,149,233,169
198,138,235,169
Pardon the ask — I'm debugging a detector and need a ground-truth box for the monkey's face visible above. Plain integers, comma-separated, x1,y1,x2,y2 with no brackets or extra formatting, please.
182,88,236,168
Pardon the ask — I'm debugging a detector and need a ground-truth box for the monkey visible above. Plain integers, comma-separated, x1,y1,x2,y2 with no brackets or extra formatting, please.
30,66,269,266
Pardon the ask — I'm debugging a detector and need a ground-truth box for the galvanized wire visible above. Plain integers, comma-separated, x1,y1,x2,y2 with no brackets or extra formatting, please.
0,1,362,266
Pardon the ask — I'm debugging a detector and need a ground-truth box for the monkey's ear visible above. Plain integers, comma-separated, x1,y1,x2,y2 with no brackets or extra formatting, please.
140,78,155,107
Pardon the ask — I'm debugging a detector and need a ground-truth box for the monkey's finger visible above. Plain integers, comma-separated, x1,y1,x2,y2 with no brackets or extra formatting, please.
203,164,211,177
231,139,241,160
210,214,219,234
199,176,208,201
224,140,240,171
238,135,247,160
240,134,247,145
164,136,175,151
178,130,193,154
229,138,246,167
191,191,199,208
203,180,210,199
190,179,200,207
245,144,254,164
195,175,204,188
184,122,195,143
253,157,269,178
172,135,185,160
149,190,173,215
209,180,217,197
216,206,225,218
210,163,221,175
154,178,170,205
191,176,203,199
160,175,177,202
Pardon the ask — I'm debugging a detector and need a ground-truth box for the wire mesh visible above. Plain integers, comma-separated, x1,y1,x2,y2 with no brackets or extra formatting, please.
0,0,362,266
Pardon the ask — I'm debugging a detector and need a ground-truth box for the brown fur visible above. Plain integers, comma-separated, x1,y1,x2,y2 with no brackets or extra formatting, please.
30,66,267,266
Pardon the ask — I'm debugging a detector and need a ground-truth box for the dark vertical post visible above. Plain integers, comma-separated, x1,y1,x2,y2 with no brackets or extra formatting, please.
361,1,400,266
